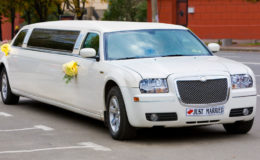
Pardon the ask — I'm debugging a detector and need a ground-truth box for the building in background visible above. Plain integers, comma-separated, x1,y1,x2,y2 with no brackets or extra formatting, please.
147,0,260,39
1,14,24,41
61,0,108,20
88,0,108,19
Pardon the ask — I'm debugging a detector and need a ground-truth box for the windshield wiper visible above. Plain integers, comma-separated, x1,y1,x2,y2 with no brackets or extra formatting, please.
115,55,185,60
161,54,185,57
115,56,157,60
115,57,141,60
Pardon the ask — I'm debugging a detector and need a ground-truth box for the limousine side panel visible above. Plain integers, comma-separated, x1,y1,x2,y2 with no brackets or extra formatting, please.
12,49,103,114
12,88,103,120
4,48,107,120
0,54,16,91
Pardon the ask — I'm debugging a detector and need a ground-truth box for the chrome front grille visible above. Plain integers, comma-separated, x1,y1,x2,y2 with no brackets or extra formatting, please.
176,78,228,105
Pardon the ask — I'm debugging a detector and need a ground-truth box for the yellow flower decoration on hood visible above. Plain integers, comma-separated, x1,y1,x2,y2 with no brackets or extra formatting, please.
62,61,79,83
1,44,10,56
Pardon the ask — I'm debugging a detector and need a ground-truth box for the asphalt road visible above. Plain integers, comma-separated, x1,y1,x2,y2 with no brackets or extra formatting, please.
0,51,260,160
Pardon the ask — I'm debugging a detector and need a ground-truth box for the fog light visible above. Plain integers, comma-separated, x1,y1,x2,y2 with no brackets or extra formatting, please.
150,114,159,121
243,108,249,116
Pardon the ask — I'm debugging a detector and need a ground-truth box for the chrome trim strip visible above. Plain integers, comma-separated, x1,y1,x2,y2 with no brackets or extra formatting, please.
232,95,257,98
19,47,78,57
74,33,85,49
23,29,33,45
174,75,231,107
15,47,99,62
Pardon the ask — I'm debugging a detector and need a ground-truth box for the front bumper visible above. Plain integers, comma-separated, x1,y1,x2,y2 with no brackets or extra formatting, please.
121,87,257,128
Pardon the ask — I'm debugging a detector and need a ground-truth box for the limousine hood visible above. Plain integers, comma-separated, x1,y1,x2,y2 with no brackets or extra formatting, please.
111,56,249,78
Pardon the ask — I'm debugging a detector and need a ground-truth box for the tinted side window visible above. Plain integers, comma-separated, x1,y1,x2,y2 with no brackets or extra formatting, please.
13,29,28,47
82,33,99,53
27,29,80,52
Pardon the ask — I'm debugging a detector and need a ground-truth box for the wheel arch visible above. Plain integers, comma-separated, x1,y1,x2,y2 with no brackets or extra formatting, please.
103,79,119,125
0,63,6,74
104,80,119,108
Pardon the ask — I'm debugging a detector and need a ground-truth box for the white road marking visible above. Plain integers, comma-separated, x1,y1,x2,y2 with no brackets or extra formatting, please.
0,142,111,154
78,142,112,151
257,95,260,97
0,125,53,132
0,112,13,117
242,62,260,65
255,75,260,77
34,125,54,131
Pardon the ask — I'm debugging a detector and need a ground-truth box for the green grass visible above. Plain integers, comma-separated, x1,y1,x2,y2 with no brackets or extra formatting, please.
240,42,260,46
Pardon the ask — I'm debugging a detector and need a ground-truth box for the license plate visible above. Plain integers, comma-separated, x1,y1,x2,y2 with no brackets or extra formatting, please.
186,106,224,117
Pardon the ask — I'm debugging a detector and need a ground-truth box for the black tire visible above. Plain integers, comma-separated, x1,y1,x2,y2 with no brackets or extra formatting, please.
223,119,254,134
106,86,136,140
0,68,19,104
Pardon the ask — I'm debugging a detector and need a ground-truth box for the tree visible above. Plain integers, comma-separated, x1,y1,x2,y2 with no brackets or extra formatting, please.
18,0,63,24
0,15,2,41
0,3,4,41
54,0,65,19
0,0,108,40
135,0,147,22
103,0,147,21
33,0,57,22
0,0,64,39
0,0,18,38
17,0,34,24
64,0,87,20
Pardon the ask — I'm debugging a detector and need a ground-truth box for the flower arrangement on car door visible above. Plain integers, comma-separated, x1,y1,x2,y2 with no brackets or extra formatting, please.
62,61,79,84
0,43,11,56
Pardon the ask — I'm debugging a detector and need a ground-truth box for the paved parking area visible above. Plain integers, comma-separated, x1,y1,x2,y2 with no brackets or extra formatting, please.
0,51,260,160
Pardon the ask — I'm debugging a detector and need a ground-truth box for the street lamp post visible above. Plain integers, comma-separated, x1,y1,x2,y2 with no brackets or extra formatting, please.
151,0,159,22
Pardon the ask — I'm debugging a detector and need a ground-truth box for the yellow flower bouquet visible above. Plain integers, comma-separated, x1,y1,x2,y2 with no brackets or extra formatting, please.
1,43,11,56
62,61,79,84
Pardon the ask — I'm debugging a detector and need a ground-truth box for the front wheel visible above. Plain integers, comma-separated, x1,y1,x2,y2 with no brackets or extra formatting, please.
106,86,136,140
223,119,254,134
0,68,19,104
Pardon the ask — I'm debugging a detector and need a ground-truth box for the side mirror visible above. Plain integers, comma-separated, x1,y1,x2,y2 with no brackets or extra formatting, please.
80,48,96,58
208,43,220,53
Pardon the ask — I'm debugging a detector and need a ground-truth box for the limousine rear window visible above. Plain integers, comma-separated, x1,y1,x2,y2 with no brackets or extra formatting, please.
27,29,80,52
13,29,28,47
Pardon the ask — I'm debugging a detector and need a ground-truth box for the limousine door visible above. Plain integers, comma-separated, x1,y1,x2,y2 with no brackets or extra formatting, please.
11,29,103,116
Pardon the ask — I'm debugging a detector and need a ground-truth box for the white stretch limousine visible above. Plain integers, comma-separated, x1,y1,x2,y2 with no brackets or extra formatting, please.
0,21,257,140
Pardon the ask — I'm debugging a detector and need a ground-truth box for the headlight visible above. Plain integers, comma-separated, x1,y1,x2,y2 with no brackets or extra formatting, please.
231,74,253,89
139,78,169,93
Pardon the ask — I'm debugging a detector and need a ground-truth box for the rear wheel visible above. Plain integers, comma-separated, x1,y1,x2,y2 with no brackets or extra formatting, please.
0,68,19,104
223,119,254,134
106,86,136,140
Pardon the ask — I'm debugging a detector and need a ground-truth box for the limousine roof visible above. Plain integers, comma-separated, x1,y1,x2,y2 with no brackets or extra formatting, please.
24,20,187,32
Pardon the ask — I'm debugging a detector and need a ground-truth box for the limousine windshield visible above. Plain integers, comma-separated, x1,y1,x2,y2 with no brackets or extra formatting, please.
105,29,211,60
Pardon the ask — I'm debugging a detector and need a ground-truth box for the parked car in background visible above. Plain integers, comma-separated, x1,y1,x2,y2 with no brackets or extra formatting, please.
0,21,257,140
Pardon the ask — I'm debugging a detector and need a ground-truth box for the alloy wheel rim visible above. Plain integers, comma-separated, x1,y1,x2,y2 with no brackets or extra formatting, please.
2,74,7,100
109,96,121,133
